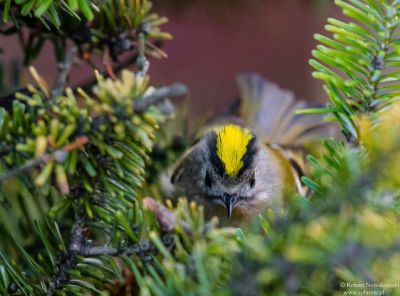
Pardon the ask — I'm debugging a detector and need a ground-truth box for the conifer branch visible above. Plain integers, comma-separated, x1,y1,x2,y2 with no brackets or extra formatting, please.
0,136,88,182
45,210,175,295
52,47,77,98
300,0,400,143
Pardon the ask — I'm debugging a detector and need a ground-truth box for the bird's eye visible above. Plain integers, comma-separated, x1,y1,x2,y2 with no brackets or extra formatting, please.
249,175,255,188
205,171,213,188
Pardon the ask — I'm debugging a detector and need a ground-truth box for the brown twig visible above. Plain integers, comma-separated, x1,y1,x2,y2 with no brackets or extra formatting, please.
0,136,88,182
143,197,192,236
102,47,117,80
78,54,138,93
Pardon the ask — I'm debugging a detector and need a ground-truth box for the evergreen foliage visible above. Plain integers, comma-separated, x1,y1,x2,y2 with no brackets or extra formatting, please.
0,0,170,65
300,0,400,142
0,0,399,295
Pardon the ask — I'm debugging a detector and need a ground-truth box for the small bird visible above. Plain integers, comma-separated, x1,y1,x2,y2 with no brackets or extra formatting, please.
170,73,330,225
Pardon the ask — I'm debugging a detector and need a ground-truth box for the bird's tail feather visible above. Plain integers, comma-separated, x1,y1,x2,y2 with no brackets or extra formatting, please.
237,72,336,197
236,73,331,146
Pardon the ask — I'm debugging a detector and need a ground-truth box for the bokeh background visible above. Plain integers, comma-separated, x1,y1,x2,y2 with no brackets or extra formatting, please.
0,0,339,116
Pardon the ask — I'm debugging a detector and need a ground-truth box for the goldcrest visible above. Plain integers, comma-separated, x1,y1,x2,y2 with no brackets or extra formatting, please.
170,73,331,225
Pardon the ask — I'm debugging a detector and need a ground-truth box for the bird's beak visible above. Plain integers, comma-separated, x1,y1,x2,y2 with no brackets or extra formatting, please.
223,194,239,219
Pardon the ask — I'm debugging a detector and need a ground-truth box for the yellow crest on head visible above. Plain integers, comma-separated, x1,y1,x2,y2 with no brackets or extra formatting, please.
214,125,253,176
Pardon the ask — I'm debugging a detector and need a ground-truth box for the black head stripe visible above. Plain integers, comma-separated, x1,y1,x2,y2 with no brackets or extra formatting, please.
238,135,257,176
289,158,305,178
207,131,225,176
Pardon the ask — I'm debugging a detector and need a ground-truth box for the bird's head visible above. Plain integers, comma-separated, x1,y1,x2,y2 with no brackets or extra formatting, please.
200,124,259,218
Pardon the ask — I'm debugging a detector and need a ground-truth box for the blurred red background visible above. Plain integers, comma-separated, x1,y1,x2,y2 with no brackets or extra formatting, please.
0,1,340,116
